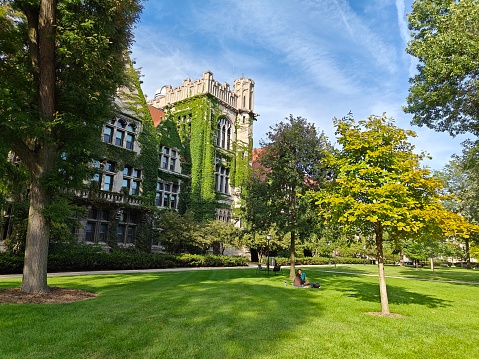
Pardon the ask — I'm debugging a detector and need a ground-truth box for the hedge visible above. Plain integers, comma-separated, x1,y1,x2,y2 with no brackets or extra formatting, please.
268,256,379,266
0,247,249,275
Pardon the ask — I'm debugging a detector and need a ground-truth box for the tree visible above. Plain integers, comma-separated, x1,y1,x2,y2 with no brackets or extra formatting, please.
405,0,479,137
437,147,479,267
0,1,142,292
158,210,199,254
254,115,331,278
311,114,475,315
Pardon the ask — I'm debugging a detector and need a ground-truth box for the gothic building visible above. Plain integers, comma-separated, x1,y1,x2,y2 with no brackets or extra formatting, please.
149,71,256,224
1,71,255,252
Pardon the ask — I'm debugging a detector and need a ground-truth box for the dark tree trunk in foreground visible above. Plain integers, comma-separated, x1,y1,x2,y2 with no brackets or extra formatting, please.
20,0,57,293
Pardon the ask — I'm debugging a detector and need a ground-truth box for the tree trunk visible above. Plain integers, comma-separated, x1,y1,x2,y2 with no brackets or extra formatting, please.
375,222,390,315
430,257,435,271
22,171,52,293
289,231,296,278
465,238,471,269
21,0,57,293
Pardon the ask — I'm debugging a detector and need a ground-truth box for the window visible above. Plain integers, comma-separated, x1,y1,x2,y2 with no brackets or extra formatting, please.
216,118,232,150
103,127,113,143
216,208,231,222
156,181,179,209
102,117,137,150
103,174,113,191
85,222,95,243
115,130,124,146
131,181,139,195
159,147,178,173
117,225,124,243
215,165,230,194
85,208,110,244
91,160,101,182
126,134,134,150
122,166,141,195
99,161,115,191
116,211,137,245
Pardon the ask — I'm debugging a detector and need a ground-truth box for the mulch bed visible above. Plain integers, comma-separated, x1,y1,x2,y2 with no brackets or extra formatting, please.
0,287,97,304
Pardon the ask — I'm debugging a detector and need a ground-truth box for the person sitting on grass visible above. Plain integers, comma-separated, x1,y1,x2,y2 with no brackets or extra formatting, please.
297,269,310,286
293,272,303,287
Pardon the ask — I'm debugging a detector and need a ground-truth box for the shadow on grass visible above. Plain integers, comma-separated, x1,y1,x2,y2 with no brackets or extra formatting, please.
0,269,326,359
321,273,452,309
394,267,479,283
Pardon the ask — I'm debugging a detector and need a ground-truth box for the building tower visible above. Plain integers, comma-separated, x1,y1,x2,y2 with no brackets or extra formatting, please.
149,71,256,223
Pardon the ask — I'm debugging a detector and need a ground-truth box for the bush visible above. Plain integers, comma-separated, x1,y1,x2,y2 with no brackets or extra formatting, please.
0,253,24,274
0,244,249,274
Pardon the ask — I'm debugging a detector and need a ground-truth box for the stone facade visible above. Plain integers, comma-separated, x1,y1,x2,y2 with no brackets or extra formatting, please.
149,71,256,224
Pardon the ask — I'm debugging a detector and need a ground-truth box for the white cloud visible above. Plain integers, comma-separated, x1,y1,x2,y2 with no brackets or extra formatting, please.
131,0,465,170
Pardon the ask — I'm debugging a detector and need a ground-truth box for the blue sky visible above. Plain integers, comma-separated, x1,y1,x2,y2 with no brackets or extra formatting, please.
131,0,468,170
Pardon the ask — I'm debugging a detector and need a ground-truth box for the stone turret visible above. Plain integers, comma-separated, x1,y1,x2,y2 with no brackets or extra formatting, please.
149,71,255,116
234,75,255,113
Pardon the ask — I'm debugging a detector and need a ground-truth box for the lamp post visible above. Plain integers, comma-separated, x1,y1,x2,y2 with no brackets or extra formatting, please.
267,233,271,275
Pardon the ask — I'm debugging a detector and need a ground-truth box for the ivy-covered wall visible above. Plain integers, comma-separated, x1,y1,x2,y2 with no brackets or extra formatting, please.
158,93,253,223
88,60,161,251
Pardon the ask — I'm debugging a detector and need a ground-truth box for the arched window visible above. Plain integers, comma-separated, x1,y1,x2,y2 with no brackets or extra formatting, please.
216,117,232,150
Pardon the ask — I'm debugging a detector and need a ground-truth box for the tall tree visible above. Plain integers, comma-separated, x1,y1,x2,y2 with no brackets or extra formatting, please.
311,114,475,315
255,115,330,278
405,0,479,137
439,147,479,268
0,0,142,292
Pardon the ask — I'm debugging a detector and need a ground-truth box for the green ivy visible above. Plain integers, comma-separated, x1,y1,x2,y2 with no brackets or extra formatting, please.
159,92,253,223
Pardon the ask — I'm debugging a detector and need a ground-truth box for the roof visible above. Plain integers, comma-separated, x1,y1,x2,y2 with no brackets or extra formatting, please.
148,105,165,127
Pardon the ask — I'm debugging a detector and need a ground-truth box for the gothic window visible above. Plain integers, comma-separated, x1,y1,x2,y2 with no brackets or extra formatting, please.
126,134,134,150
115,130,124,146
216,117,232,150
215,165,230,194
102,117,137,150
155,181,179,209
91,161,115,191
160,147,178,172
122,166,141,195
216,209,231,222
116,212,137,245
85,208,110,244
103,127,112,143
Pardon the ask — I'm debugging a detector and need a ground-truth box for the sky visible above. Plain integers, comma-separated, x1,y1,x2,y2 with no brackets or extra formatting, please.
131,0,469,170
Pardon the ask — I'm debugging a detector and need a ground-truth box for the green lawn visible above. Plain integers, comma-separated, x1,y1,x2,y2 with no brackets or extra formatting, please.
1,265,478,359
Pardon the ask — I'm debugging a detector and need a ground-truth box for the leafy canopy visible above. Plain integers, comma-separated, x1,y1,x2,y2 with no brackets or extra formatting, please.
405,0,479,136
0,0,142,188
311,114,473,238
257,114,331,235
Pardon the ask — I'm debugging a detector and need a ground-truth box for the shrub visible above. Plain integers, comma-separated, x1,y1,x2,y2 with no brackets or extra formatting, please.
0,244,249,274
0,253,24,274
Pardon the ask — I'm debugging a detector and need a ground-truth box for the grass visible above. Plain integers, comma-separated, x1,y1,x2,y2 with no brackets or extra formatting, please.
1,264,479,359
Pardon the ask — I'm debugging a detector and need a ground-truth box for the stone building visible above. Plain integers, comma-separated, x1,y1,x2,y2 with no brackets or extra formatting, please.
149,71,256,224
1,71,256,253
